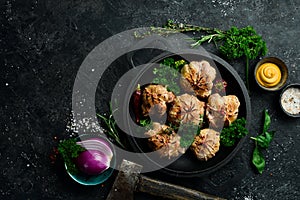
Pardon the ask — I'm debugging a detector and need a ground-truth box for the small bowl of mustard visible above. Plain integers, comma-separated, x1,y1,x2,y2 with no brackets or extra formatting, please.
280,83,300,117
254,57,288,91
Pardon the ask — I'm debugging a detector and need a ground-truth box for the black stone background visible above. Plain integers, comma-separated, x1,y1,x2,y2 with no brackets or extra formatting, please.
1,0,300,199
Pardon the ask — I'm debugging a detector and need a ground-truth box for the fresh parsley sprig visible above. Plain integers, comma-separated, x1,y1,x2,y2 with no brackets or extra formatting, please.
220,118,249,147
152,58,186,94
58,138,86,174
177,122,202,148
251,109,275,174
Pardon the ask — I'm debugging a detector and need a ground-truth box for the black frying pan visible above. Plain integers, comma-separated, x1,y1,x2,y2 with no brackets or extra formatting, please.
122,50,251,177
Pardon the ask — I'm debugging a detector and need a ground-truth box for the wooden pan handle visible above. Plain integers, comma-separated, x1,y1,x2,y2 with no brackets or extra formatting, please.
136,175,226,200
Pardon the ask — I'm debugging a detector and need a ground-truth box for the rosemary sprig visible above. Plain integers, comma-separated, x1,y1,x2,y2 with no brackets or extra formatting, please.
97,104,126,149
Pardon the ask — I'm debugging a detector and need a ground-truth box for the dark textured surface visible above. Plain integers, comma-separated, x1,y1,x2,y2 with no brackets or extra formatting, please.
1,0,300,200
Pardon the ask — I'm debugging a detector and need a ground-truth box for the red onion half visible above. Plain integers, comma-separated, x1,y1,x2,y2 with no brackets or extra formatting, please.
75,138,113,175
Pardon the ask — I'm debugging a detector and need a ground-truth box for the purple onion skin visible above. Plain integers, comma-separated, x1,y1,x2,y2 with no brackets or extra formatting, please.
77,139,113,158
75,150,110,175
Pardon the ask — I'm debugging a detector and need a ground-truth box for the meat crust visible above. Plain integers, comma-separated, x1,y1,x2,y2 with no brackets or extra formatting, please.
224,95,240,126
206,93,226,128
206,94,240,128
168,93,205,126
180,61,216,98
145,122,185,159
141,84,175,117
190,128,220,161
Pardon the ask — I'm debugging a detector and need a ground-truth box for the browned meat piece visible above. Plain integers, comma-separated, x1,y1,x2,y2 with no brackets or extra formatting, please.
180,61,216,98
141,84,175,117
144,122,165,137
168,93,205,126
206,94,241,128
190,128,220,161
145,122,185,159
224,95,240,126
206,93,226,128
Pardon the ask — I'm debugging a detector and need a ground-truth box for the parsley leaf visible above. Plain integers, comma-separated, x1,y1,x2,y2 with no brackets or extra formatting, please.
220,118,249,147
58,138,86,174
152,58,186,94
177,123,201,148
139,118,151,127
139,118,153,131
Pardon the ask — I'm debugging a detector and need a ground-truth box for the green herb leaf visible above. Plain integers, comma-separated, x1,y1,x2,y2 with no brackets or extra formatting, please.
219,26,267,61
263,109,271,134
252,146,265,174
251,131,274,149
218,26,267,90
251,109,275,174
177,123,200,148
139,118,151,127
220,118,248,147
139,118,153,131
152,58,186,94
58,138,86,174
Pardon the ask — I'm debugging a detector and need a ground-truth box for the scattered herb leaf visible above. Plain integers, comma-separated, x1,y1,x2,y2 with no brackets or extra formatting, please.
263,109,271,133
252,146,265,174
139,118,153,131
220,118,248,147
251,109,275,174
58,138,86,174
139,118,151,127
251,131,275,149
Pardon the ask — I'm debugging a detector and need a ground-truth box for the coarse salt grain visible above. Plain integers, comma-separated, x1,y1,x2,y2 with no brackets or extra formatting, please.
281,87,300,115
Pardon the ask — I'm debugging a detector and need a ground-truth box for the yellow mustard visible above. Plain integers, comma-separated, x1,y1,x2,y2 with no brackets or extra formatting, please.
256,62,281,88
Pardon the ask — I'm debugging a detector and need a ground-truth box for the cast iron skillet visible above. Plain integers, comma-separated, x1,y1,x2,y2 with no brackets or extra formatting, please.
123,50,251,177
